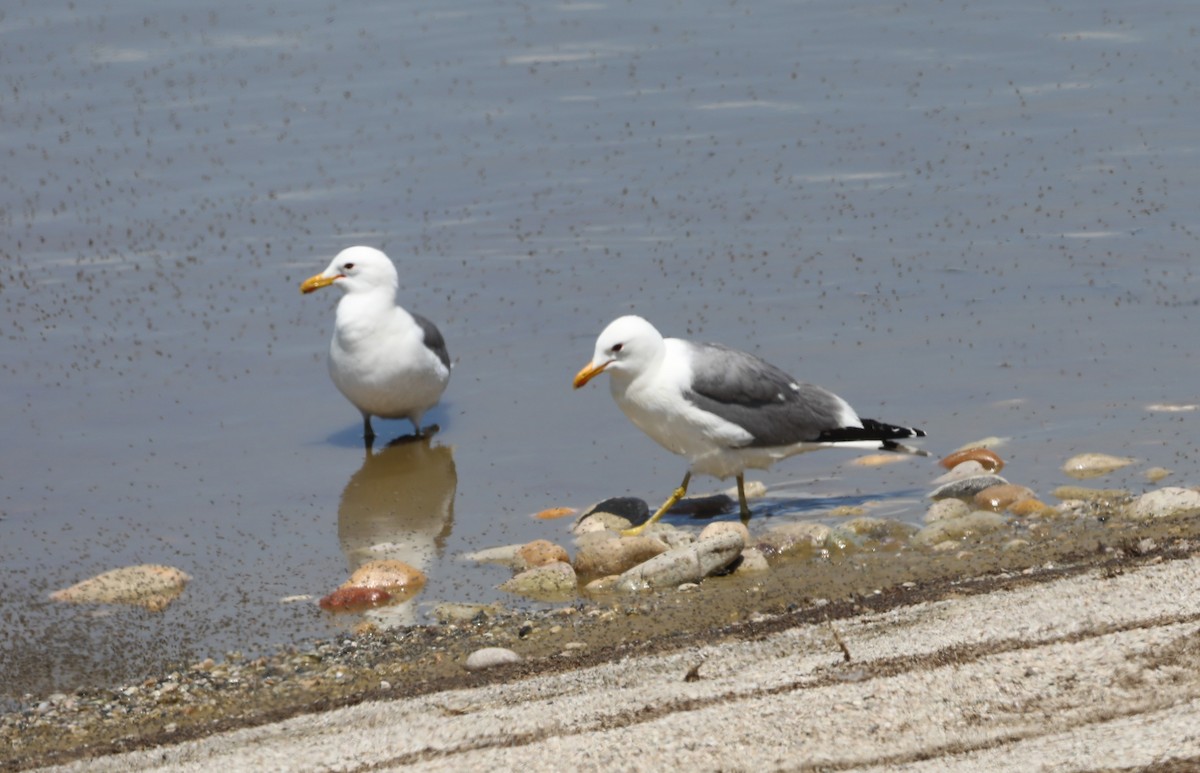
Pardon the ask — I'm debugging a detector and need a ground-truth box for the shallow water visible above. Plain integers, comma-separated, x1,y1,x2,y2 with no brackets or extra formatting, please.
1,0,1197,700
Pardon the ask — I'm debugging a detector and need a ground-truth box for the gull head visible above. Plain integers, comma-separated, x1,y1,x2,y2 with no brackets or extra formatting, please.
573,315,665,388
300,246,399,296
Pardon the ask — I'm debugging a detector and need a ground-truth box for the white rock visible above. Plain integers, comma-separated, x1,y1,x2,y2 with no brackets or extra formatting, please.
1124,487,1200,521
464,647,522,671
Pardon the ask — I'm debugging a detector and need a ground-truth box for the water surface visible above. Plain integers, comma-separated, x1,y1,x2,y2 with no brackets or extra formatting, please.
1,0,1197,700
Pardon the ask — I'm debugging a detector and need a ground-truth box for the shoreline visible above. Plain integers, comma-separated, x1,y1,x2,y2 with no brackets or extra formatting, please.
5,506,1200,770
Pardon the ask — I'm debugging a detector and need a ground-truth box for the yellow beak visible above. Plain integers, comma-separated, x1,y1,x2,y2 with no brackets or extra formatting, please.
300,273,340,294
573,360,609,389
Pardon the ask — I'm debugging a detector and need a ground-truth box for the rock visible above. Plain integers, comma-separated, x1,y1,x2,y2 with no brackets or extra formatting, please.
573,534,669,577
839,517,917,542
954,436,1009,450
318,587,391,612
973,484,1035,512
727,479,768,500
1124,487,1200,521
939,447,1005,472
667,493,737,517
1143,467,1172,483
346,560,425,591
733,547,770,574
582,575,621,594
615,531,745,592
698,521,751,544
498,561,577,600
925,498,971,523
1145,403,1199,412
757,522,834,557
757,522,829,553
49,564,191,611
460,544,524,567
913,511,1009,547
931,460,987,482
1007,498,1057,517
432,603,501,624
929,474,1009,501
573,497,650,533
850,453,911,467
464,647,522,671
516,539,570,569
1061,453,1135,479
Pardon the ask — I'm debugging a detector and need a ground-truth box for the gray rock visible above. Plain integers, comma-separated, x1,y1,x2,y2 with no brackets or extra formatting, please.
615,531,745,592
464,647,522,671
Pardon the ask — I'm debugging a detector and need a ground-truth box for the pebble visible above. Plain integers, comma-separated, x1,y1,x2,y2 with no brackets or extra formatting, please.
839,517,917,542
1124,487,1200,521
1061,453,1135,479
498,561,578,600
464,647,522,672
614,530,745,592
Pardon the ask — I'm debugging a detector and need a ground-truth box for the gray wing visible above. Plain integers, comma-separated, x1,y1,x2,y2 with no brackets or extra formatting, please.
413,313,451,370
683,342,850,448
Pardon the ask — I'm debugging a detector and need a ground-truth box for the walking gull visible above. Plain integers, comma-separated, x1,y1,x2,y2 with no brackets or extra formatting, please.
573,315,925,535
301,246,451,445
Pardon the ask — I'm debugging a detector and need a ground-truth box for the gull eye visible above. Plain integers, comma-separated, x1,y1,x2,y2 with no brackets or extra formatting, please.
342,262,355,270
611,343,624,353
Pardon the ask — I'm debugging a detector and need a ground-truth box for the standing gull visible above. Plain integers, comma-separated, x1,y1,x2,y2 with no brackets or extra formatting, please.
301,246,451,445
573,315,925,536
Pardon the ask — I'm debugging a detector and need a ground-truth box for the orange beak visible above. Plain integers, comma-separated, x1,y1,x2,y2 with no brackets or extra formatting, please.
300,273,340,294
573,360,609,389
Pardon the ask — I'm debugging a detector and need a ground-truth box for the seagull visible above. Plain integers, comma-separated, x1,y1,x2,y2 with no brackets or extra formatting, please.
573,315,926,535
301,246,451,446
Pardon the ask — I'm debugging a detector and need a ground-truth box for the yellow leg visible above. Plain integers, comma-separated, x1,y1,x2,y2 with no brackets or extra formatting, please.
622,472,692,536
736,474,752,522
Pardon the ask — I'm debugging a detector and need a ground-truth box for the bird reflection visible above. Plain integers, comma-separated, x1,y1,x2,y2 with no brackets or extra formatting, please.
336,435,456,625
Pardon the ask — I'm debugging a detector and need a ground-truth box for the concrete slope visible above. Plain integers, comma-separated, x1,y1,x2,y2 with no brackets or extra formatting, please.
50,554,1200,772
